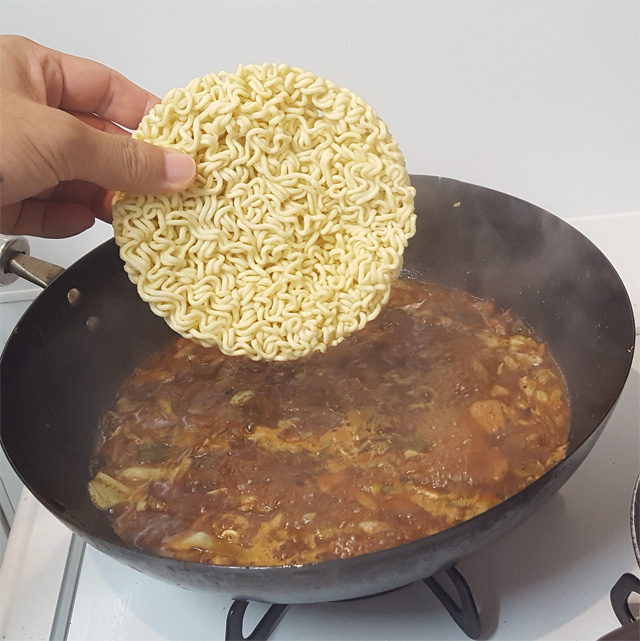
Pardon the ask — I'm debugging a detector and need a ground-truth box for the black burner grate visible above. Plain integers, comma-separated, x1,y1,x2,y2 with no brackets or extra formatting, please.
225,566,481,641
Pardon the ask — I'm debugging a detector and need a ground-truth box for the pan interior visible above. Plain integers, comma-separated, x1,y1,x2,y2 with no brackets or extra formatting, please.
0,175,634,595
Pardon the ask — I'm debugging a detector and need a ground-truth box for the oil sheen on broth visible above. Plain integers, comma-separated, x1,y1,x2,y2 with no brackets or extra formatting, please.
88,279,570,566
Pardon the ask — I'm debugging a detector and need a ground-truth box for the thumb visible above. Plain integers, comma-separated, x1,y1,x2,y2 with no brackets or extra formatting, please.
63,118,197,195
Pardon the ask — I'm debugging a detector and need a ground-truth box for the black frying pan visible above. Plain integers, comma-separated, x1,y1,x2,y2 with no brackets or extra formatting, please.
0,176,635,603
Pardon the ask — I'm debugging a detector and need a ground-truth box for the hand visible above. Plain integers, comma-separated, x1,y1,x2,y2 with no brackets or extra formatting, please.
0,36,196,238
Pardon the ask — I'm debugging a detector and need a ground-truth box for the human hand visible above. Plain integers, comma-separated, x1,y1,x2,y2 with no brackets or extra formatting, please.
0,36,196,238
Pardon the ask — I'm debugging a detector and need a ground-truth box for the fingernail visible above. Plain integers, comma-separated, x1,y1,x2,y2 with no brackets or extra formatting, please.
163,151,196,190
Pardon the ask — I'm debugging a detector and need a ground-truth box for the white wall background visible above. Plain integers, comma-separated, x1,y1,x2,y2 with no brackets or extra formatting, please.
0,0,638,275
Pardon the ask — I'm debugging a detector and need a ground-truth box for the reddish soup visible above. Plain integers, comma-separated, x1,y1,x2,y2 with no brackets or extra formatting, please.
89,279,569,566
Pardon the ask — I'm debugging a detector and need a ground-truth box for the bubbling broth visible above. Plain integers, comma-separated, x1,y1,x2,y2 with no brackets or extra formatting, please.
89,279,569,566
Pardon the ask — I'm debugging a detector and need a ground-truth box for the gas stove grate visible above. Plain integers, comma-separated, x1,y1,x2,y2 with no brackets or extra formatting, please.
224,566,481,641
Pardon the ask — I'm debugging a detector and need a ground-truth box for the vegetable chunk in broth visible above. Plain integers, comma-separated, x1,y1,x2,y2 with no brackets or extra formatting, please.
88,279,569,566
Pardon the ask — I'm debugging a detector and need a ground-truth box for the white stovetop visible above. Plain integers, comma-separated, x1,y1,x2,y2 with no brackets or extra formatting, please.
1,211,639,641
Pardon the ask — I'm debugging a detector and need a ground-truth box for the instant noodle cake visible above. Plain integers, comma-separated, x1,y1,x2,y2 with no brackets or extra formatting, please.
112,63,416,360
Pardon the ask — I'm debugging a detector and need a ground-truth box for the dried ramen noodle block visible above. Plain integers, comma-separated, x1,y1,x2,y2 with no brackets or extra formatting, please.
112,64,416,360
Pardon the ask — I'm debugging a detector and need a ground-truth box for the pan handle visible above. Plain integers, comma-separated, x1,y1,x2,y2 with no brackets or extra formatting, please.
611,572,640,626
0,234,64,288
